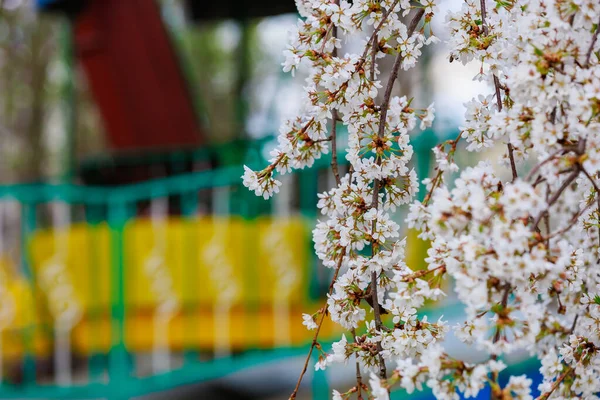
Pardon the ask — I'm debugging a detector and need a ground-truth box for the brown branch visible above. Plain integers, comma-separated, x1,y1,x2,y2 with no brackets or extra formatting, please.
331,114,341,186
542,201,594,241
407,8,425,34
581,165,600,195
360,0,401,61
580,165,600,247
570,314,579,334
479,0,489,34
375,8,425,142
351,329,364,400
396,265,445,282
289,249,346,400
330,18,341,187
366,7,425,382
370,35,377,82
585,14,600,67
319,22,334,54
536,366,573,400
490,285,510,400
532,168,580,228
479,0,517,182
525,148,566,181
422,131,462,205
370,269,387,380
292,6,424,395
506,143,518,182
266,0,402,176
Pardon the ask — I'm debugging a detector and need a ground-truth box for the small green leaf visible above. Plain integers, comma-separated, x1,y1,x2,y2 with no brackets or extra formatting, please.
491,303,505,314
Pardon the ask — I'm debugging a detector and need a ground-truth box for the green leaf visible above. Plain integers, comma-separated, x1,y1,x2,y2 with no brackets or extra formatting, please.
491,303,505,314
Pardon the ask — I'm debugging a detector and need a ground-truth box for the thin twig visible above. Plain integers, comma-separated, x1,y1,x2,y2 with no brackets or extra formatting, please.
370,35,377,82
580,166,600,247
542,201,594,241
289,9,344,399
360,0,401,61
490,284,510,399
422,131,462,205
319,22,334,54
367,7,425,382
525,148,566,182
376,8,425,142
331,116,341,186
330,18,341,187
580,165,600,194
289,249,347,400
506,143,518,182
479,0,517,182
585,14,600,67
264,1,402,174
536,366,573,400
544,182,551,246
570,314,579,334
351,328,364,400
532,168,580,228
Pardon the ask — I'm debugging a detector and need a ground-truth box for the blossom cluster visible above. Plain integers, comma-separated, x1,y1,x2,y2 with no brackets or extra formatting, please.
243,0,600,399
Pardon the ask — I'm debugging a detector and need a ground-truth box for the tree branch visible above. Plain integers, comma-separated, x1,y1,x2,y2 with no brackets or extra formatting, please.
352,329,364,400
525,148,566,182
367,7,425,382
289,249,347,400
536,366,573,400
585,14,600,67
532,168,580,228
330,18,341,187
479,0,517,182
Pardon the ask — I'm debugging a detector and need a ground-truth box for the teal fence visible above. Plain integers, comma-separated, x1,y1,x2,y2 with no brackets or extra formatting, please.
0,130,444,399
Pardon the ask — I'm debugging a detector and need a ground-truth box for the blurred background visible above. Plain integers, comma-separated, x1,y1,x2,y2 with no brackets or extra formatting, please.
0,0,536,399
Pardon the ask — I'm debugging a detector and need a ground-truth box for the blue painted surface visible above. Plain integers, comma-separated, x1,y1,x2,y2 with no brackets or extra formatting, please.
35,0,58,9
389,358,543,400
36,0,82,10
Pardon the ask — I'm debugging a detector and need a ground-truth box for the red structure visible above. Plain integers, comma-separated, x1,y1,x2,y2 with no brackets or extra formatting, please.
73,0,203,152
37,0,296,184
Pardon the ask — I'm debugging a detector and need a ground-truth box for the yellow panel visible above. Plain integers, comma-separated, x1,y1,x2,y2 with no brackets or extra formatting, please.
22,216,323,353
71,305,343,353
255,217,309,304
0,256,52,361
28,217,313,306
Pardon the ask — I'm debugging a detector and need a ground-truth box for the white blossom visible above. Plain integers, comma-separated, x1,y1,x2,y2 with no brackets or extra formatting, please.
242,0,600,398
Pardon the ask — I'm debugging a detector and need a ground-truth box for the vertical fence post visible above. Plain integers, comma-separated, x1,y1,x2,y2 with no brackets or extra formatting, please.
20,201,37,386
414,129,435,201
86,203,103,381
181,192,198,365
108,197,128,390
210,186,233,360
312,357,329,400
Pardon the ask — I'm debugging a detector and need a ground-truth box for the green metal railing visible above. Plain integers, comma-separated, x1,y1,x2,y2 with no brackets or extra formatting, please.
0,129,448,399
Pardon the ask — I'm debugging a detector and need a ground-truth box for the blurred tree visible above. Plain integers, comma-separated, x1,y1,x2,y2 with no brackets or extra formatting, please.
0,0,58,182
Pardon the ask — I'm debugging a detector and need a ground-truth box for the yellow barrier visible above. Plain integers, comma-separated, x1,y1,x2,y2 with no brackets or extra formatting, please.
0,217,337,356
28,217,311,309
0,257,51,359
0,219,433,358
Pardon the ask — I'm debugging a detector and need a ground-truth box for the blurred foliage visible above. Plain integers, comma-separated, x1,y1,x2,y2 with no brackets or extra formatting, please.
0,0,58,182
0,0,289,184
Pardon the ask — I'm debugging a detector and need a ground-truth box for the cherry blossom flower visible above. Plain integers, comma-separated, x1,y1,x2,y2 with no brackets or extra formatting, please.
244,0,600,398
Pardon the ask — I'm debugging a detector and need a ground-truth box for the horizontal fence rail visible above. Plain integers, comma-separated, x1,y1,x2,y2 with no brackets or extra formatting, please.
0,130,451,399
